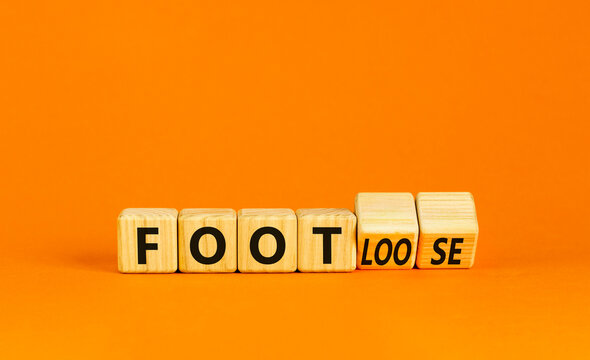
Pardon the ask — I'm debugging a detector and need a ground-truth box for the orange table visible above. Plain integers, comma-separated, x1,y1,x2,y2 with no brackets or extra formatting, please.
1,1,588,358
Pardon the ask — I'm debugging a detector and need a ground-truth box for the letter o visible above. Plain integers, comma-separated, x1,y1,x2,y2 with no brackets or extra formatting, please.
250,227,286,265
190,227,226,265
374,238,393,265
393,238,412,265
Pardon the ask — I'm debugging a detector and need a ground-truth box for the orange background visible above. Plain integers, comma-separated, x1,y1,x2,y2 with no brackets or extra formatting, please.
1,1,589,358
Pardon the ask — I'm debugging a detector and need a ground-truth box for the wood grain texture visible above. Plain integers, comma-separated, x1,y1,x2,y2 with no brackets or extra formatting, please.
355,193,419,269
237,209,297,273
178,209,237,273
415,192,479,269
117,208,178,273
296,208,356,272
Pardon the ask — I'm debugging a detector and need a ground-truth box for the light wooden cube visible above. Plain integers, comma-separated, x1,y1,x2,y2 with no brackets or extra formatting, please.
238,209,297,273
118,208,178,273
416,192,479,269
178,209,237,273
296,208,356,272
355,193,419,269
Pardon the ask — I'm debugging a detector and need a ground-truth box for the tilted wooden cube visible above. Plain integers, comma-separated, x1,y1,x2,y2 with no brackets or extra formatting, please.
238,209,297,273
178,209,237,273
355,193,419,269
415,192,479,269
296,208,356,272
118,208,178,273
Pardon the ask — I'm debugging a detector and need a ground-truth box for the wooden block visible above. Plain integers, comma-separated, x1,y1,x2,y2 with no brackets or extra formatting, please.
238,209,297,273
178,209,237,273
296,208,356,272
415,192,479,269
117,208,178,273
355,193,419,269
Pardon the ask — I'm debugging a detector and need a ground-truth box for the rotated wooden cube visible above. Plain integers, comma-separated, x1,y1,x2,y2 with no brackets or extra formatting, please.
415,192,479,269
118,208,178,273
178,209,237,273
296,208,356,272
355,193,418,269
238,209,297,273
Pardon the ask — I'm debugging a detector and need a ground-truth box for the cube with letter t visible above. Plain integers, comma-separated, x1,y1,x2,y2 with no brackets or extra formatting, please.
297,208,356,272
118,208,178,273
415,192,479,269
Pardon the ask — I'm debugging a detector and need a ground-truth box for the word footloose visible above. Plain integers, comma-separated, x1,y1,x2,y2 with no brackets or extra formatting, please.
117,192,479,273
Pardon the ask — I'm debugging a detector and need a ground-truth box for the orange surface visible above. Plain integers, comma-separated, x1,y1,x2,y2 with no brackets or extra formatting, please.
1,1,589,358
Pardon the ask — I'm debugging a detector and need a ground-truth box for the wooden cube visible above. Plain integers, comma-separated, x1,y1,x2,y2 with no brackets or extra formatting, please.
238,209,297,273
415,192,479,269
296,208,356,272
117,208,178,273
178,209,237,273
355,193,419,269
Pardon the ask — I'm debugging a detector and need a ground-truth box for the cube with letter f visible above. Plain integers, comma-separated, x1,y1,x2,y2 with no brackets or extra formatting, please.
118,208,178,273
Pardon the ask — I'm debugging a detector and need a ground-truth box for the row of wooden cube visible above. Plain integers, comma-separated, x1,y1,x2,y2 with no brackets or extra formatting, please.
118,192,479,273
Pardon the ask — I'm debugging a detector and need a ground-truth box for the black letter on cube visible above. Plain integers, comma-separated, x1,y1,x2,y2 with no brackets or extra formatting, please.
448,238,463,265
250,227,286,265
137,227,159,264
190,227,226,265
393,238,412,266
312,227,342,264
431,238,447,265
